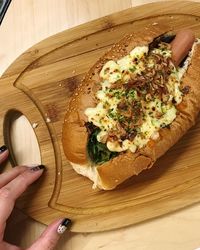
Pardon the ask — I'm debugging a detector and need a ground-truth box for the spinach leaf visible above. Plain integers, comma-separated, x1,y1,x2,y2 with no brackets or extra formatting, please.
87,129,118,164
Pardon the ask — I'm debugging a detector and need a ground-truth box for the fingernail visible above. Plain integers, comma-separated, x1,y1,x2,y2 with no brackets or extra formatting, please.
30,164,46,172
57,218,72,234
0,145,7,154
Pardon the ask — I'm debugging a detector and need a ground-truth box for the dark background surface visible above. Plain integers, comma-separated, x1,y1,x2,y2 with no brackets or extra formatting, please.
0,0,4,9
0,0,11,25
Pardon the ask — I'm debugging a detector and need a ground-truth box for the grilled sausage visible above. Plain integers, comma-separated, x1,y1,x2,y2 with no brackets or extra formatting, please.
171,29,195,67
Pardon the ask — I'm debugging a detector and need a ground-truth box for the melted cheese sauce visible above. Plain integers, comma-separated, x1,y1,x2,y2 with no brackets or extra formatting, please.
85,42,195,153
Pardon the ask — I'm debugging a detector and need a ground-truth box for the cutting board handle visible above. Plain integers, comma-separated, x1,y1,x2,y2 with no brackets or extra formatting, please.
1,86,56,167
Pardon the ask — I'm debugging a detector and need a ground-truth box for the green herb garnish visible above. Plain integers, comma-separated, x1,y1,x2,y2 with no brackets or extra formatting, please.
127,89,136,99
129,66,136,72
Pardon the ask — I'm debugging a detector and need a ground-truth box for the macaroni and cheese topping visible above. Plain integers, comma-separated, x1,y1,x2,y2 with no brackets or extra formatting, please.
85,42,189,155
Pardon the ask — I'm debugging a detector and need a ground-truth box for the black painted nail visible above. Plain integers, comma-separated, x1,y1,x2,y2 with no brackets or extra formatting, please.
30,164,45,172
57,218,72,234
0,145,7,154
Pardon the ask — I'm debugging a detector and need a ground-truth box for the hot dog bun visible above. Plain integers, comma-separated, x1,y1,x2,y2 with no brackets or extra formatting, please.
62,25,200,190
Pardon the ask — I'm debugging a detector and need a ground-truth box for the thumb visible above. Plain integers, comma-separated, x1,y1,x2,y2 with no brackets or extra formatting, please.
28,218,72,250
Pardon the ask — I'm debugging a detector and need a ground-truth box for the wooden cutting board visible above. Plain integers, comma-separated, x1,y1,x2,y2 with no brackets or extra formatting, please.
1,1,200,233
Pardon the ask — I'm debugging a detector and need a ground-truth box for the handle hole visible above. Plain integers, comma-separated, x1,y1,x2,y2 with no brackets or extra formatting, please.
4,110,41,166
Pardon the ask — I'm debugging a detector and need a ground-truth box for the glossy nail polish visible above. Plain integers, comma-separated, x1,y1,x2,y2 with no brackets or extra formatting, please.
0,145,7,154
57,218,72,234
30,164,45,171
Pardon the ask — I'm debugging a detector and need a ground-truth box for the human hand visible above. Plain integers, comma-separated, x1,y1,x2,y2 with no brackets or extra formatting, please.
0,145,72,250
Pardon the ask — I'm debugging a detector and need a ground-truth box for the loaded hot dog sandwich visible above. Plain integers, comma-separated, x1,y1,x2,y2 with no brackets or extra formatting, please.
62,25,200,190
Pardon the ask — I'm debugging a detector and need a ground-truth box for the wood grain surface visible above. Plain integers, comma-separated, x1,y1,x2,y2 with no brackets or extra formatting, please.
1,0,200,249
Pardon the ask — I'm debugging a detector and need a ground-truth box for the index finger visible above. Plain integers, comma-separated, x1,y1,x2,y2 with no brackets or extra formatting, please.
0,165,45,228
0,146,9,165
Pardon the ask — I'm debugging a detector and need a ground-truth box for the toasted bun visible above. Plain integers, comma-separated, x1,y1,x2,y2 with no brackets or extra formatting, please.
62,24,200,190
